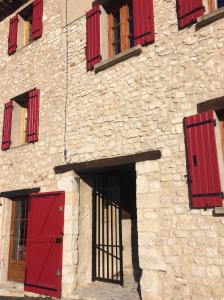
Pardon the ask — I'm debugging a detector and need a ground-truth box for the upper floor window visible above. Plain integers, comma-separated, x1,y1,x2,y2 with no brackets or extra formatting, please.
177,0,224,29
86,0,155,71
1,89,40,151
8,0,43,56
107,1,134,58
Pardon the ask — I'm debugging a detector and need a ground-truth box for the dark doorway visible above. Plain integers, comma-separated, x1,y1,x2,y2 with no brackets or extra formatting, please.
92,165,141,292
92,174,123,285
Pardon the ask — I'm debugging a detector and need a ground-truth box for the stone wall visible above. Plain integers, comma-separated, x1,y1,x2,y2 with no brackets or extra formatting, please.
0,0,224,299
63,0,224,298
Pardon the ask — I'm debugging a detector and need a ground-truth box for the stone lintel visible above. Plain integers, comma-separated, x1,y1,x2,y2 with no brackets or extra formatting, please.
197,96,224,113
54,150,162,174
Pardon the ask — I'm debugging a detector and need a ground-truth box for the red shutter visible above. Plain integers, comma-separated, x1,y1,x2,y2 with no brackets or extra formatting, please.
133,0,155,46
25,191,65,298
177,0,204,29
1,100,13,151
8,15,19,55
32,0,43,40
184,111,224,208
27,89,39,143
86,5,101,71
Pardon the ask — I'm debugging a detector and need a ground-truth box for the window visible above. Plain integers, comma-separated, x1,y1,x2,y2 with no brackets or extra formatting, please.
108,1,134,58
177,0,224,29
86,0,154,71
208,0,224,11
1,89,40,151
18,4,33,49
8,198,29,282
8,0,43,55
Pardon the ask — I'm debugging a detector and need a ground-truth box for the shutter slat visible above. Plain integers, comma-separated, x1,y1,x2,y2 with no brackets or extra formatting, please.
8,15,19,55
1,100,13,151
86,5,101,71
133,0,154,46
184,111,223,208
32,0,43,40
27,89,39,143
177,0,204,29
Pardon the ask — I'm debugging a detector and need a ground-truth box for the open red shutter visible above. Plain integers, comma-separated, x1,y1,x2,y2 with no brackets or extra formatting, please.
86,5,101,71
8,15,18,55
32,0,43,40
177,0,204,29
1,100,13,151
184,111,224,208
25,191,65,298
27,89,39,143
133,0,155,46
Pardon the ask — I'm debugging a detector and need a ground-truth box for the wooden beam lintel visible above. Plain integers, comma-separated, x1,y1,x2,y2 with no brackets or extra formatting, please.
54,150,162,174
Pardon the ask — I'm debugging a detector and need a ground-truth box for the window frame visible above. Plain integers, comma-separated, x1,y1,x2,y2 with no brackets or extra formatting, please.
107,1,133,58
8,198,29,283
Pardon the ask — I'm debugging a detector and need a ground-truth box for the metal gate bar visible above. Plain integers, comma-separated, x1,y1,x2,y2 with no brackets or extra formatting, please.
92,175,123,285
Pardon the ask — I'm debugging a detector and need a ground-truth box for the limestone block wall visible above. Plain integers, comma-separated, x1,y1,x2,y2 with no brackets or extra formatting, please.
62,0,224,299
0,0,74,297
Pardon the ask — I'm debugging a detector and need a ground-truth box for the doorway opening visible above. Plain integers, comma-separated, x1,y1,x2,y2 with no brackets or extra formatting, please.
91,164,141,290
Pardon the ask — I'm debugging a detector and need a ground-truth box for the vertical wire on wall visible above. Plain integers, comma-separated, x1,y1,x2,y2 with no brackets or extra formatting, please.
64,0,69,163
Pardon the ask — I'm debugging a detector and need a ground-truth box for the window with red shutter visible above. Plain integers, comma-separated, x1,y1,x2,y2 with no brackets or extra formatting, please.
8,0,43,55
176,0,204,29
86,5,101,71
86,1,155,71
1,89,40,151
184,111,224,208
1,100,13,151
8,15,19,55
27,89,40,143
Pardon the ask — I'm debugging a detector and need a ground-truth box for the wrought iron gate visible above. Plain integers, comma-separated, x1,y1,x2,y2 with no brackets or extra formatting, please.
92,175,123,285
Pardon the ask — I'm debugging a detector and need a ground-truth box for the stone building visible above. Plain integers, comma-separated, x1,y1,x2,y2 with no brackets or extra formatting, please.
0,0,224,299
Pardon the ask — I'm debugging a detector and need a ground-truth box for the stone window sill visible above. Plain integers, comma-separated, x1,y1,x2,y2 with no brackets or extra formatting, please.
94,45,142,73
196,6,224,28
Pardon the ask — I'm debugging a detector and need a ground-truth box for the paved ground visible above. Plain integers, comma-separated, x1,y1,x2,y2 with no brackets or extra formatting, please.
0,276,141,300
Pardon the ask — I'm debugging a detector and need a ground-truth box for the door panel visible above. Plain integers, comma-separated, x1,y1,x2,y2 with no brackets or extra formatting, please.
24,191,65,298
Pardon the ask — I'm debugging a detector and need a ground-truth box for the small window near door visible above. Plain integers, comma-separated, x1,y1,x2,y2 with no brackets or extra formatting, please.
8,198,29,282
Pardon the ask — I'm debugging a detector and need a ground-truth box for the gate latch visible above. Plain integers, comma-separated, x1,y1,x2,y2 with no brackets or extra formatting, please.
58,206,64,212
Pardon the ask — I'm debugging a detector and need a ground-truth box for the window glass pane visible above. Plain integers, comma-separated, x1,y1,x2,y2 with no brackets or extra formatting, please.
12,200,28,261
128,5,134,48
112,11,121,54
217,0,224,8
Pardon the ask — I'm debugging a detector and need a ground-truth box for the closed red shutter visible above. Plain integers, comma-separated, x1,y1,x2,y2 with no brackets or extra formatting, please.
1,100,13,151
86,5,101,71
27,89,39,143
25,191,65,298
8,15,19,55
133,0,155,46
177,0,204,29
32,0,43,40
184,111,224,208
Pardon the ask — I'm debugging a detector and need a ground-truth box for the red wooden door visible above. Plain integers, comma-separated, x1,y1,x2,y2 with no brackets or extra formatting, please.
24,191,65,298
